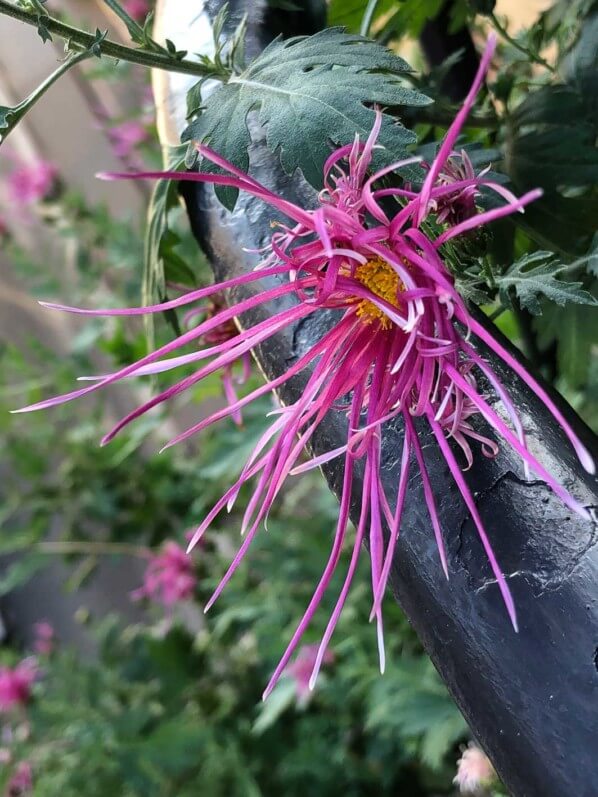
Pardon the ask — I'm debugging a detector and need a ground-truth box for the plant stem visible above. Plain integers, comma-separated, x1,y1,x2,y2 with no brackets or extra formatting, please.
35,540,151,558
490,12,555,74
360,0,382,37
411,106,497,129
0,47,92,145
0,0,217,78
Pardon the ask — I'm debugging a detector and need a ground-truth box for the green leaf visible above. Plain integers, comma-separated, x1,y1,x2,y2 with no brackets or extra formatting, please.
0,555,46,596
535,282,598,386
496,252,597,314
143,146,188,345
506,83,598,254
516,191,598,256
252,677,297,734
37,16,52,43
183,28,430,209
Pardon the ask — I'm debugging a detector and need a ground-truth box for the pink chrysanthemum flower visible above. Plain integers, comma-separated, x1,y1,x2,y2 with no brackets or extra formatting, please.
122,0,150,22
16,36,593,698
32,621,54,656
5,760,33,796
7,159,57,206
131,542,196,607
454,744,496,794
108,120,149,159
286,644,334,706
0,661,37,713
182,294,252,425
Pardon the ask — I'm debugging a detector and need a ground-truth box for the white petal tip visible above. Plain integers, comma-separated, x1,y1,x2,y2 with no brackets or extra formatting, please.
578,448,596,475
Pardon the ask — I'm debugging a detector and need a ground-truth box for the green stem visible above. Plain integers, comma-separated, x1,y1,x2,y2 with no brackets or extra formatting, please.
0,0,219,77
414,107,497,129
488,305,506,322
490,12,555,74
35,540,151,558
360,0,382,37
102,0,169,56
0,46,92,145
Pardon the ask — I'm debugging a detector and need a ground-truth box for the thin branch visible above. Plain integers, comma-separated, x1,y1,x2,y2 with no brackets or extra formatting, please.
0,45,94,145
490,12,555,74
35,540,151,558
0,0,219,78
360,0,382,37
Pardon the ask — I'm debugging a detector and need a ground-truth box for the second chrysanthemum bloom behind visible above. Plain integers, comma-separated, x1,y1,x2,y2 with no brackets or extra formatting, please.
16,36,593,698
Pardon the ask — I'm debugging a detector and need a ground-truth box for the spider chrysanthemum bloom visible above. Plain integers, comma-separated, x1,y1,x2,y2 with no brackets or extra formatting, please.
16,36,593,697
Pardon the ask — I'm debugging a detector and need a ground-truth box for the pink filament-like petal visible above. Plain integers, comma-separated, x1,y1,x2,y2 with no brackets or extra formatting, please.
417,34,497,224
371,427,411,616
457,310,595,475
445,363,591,520
38,262,296,316
15,279,307,415
435,189,543,246
262,384,365,700
405,413,450,580
429,413,518,631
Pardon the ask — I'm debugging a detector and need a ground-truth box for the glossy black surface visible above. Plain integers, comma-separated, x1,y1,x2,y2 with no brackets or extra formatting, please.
181,5,598,795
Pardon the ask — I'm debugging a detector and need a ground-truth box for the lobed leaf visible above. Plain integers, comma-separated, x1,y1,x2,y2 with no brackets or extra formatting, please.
496,251,597,315
183,28,430,209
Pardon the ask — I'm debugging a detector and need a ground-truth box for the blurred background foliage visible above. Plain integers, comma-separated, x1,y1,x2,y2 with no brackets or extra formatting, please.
0,0,596,794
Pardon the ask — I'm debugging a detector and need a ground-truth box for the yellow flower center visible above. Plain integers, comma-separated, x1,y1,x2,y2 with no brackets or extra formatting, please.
355,257,403,329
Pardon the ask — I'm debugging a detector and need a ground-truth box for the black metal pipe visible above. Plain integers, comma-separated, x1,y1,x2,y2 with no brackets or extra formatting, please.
179,5,598,795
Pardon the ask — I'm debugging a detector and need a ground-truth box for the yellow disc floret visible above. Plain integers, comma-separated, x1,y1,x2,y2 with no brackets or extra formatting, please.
355,257,402,329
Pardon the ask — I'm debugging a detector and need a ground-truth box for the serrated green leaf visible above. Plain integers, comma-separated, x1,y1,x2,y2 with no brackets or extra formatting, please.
496,251,597,314
183,28,430,209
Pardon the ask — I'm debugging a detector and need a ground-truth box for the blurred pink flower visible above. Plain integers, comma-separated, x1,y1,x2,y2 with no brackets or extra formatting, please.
108,120,148,159
32,621,54,656
5,761,33,796
0,661,37,713
132,542,196,607
123,0,150,21
7,160,57,206
286,644,334,705
454,744,496,794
